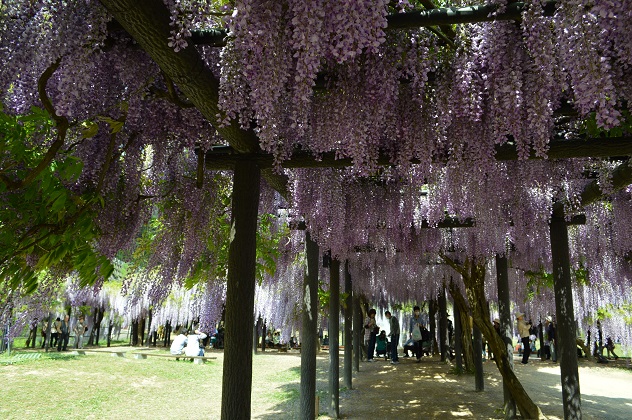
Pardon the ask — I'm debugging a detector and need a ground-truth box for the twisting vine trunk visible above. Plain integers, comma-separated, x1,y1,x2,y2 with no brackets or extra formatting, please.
448,281,474,371
442,255,544,419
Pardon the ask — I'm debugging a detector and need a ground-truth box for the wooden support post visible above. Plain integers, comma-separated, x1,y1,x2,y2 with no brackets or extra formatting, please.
353,295,362,372
164,320,171,348
550,210,582,419
454,303,463,372
145,308,152,347
107,320,113,348
94,307,103,346
253,322,257,354
429,299,437,355
438,285,448,362
45,312,53,352
329,258,340,418
473,324,484,391
539,321,545,361
300,231,319,420
131,319,138,346
254,316,261,354
343,260,353,389
495,254,516,419
220,161,261,420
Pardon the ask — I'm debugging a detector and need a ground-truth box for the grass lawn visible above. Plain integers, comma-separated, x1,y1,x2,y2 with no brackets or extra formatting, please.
0,347,318,419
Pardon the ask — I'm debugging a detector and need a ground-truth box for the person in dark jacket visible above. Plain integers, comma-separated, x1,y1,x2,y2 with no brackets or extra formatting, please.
385,311,400,364
547,317,557,362
57,314,70,351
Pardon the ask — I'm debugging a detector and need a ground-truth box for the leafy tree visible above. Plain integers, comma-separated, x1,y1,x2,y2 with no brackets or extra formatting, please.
0,107,113,293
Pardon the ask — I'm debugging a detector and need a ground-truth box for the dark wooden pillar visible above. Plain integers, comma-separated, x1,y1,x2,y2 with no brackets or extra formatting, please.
254,316,261,354
496,254,516,418
145,308,152,347
45,312,53,352
353,295,362,372
429,299,437,355
473,324,484,391
438,285,448,362
454,303,463,372
95,307,103,346
539,321,545,361
131,319,138,346
550,209,582,419
163,320,171,348
329,259,340,418
343,260,353,389
107,320,113,347
300,231,319,420
220,161,261,420
262,323,267,352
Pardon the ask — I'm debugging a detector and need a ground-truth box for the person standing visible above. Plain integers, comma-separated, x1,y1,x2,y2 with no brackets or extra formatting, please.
606,337,619,360
51,317,61,347
516,312,531,364
25,318,38,348
57,314,70,351
542,316,553,360
364,308,378,362
547,316,557,362
385,311,400,364
74,316,86,349
40,319,49,348
409,306,424,362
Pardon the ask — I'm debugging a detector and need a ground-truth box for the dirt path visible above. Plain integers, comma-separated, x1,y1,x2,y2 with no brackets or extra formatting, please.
316,354,632,419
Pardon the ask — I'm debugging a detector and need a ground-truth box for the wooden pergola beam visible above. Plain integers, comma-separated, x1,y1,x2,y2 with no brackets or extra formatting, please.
551,158,632,218
386,1,555,29
190,1,557,47
580,160,632,207
204,137,632,170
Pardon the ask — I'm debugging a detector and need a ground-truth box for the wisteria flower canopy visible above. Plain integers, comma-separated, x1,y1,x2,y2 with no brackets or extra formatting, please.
1,1,631,333
2,2,632,419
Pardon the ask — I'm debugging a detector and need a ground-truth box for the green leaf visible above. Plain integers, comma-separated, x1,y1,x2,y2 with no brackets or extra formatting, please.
97,116,124,133
51,191,67,213
62,156,83,181
81,121,99,139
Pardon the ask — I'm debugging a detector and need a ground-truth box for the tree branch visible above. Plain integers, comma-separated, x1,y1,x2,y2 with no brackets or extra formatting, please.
439,253,468,278
99,0,289,198
1,198,95,267
163,71,195,108
3,59,69,192
148,78,196,108
418,0,457,42
96,114,133,193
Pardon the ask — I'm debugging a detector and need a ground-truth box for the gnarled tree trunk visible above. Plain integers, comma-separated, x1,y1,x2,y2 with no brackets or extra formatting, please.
443,256,544,419
448,281,474,372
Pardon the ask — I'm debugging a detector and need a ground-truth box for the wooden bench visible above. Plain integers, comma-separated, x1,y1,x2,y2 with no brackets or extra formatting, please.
72,349,126,357
132,352,217,365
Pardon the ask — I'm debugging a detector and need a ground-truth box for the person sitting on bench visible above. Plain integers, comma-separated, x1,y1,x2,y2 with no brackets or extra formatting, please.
170,328,188,355
185,329,208,357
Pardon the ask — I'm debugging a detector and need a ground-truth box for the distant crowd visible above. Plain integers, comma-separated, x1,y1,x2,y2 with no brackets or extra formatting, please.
361,306,622,365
